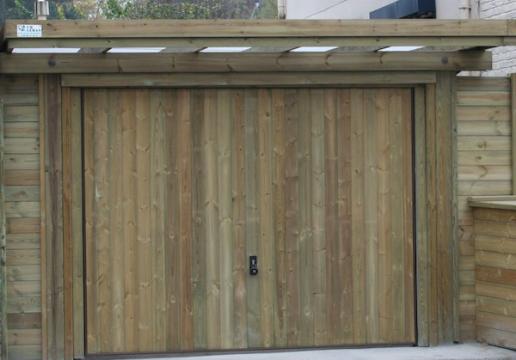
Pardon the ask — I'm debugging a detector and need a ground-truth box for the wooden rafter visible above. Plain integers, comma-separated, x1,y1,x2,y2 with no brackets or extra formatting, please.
0,51,492,74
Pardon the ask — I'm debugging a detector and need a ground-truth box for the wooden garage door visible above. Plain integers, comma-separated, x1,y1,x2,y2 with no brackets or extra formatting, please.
83,88,415,354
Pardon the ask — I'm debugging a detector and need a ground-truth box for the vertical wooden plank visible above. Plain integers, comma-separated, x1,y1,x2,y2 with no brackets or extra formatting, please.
217,90,234,350
151,90,164,351
121,90,138,353
435,72,457,343
83,90,96,353
42,75,64,360
426,83,439,346
244,89,260,348
336,89,353,345
350,89,366,344
389,90,405,343
94,89,112,352
364,90,379,343
59,87,84,357
0,99,7,360
191,89,207,350
108,90,125,353
272,89,287,348
375,89,392,343
311,89,327,346
232,90,248,349
38,76,48,360
177,90,194,351
324,89,338,345
149,90,166,351
511,74,516,195
257,89,275,348
69,88,84,359
401,89,415,342
163,90,180,351
95,90,113,352
204,90,221,350
135,90,152,351
284,89,300,347
61,87,74,360
414,86,430,347
297,89,314,346
449,75,460,344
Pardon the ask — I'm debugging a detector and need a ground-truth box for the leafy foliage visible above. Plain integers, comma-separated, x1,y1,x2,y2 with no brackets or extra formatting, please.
6,0,277,20
6,0,85,18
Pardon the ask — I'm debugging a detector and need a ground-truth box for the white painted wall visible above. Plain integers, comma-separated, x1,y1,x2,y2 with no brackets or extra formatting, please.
479,0,516,76
286,0,461,19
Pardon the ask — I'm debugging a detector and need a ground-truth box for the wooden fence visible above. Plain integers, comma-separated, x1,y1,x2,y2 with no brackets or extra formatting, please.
0,76,42,360
456,77,513,340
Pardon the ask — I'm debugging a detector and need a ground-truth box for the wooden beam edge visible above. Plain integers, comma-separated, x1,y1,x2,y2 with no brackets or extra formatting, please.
0,52,492,74
60,72,438,87
512,73,516,195
38,75,48,360
0,98,7,360
3,19,516,38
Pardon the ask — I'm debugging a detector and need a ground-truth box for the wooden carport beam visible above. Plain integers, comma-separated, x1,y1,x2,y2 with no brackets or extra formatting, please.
2,20,516,50
0,51,492,74
4,19,516,38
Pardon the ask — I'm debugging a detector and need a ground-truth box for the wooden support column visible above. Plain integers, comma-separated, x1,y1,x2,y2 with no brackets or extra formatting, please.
62,88,83,360
434,72,459,344
0,99,7,360
419,72,459,346
511,74,516,194
414,86,429,346
40,75,64,360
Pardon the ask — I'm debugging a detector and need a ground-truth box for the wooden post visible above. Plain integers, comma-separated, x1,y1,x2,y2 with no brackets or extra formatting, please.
0,99,7,360
511,74,516,194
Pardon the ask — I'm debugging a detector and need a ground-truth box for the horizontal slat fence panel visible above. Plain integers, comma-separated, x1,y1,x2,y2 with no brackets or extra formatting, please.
455,77,512,341
473,208,516,350
0,76,42,360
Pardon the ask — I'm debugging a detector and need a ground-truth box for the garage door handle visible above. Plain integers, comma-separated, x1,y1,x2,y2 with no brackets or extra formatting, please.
250,256,258,276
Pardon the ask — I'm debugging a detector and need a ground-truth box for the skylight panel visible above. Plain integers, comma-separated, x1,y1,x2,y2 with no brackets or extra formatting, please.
107,47,165,53
12,48,81,54
378,46,425,52
290,46,338,53
200,47,251,53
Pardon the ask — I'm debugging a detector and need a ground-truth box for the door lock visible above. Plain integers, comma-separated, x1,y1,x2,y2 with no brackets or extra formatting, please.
249,256,258,276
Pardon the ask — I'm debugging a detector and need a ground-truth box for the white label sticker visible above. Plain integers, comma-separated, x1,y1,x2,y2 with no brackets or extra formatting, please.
16,24,43,38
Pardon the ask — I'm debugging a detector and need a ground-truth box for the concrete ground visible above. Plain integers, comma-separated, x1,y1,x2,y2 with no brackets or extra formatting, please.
156,343,516,360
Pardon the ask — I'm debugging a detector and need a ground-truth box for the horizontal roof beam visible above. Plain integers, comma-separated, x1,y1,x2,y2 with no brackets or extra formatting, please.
4,19,516,38
61,72,438,87
0,51,492,74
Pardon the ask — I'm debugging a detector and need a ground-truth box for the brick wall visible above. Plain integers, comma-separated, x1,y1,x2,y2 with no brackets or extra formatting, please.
480,0,516,76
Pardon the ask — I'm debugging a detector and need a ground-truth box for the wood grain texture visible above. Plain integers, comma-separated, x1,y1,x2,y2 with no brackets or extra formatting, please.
456,76,512,341
42,75,64,360
473,207,516,350
83,88,415,353
5,19,516,38
60,73,437,88
0,52,491,74
512,74,516,194
0,75,42,360
61,87,83,359
1,97,8,360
